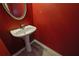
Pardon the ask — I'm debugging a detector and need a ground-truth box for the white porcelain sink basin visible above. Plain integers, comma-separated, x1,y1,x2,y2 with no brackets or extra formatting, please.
10,25,37,37
10,25,37,52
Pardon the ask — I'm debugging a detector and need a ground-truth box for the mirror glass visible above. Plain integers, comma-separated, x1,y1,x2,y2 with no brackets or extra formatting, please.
2,3,27,20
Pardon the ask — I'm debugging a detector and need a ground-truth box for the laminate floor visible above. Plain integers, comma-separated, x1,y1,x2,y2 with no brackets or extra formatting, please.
18,40,60,56
18,42,44,56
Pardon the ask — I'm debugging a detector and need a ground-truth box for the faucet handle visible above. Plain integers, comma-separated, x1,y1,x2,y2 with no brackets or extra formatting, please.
20,24,25,28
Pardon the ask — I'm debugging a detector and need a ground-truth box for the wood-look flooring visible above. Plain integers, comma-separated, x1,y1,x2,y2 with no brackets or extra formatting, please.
18,40,61,56
18,42,44,56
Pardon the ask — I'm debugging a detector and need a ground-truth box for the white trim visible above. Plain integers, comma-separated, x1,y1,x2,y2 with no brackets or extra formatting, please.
13,39,62,56
33,40,62,56
12,40,35,56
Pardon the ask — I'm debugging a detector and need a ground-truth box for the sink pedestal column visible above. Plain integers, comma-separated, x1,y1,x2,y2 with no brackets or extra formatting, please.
23,35,32,52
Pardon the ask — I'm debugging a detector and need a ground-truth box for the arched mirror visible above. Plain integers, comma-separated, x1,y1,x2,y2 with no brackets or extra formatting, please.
2,3,27,20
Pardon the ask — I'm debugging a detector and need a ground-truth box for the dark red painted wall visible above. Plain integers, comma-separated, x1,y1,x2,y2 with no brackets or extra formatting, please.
0,38,10,56
0,3,33,55
32,3,79,55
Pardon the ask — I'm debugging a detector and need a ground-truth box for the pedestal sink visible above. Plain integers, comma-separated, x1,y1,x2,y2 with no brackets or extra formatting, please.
10,25,37,52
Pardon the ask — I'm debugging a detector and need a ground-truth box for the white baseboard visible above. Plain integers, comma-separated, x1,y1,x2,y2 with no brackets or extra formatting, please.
13,39,62,56
33,40,62,56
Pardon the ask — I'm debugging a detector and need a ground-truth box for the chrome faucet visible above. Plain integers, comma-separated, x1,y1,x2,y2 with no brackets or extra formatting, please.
20,24,25,29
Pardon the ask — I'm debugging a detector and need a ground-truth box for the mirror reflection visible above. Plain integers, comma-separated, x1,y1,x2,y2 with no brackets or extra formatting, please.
2,3,27,20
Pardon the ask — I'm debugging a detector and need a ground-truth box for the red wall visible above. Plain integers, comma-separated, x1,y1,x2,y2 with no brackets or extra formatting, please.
0,3,33,55
0,38,10,56
32,3,79,55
